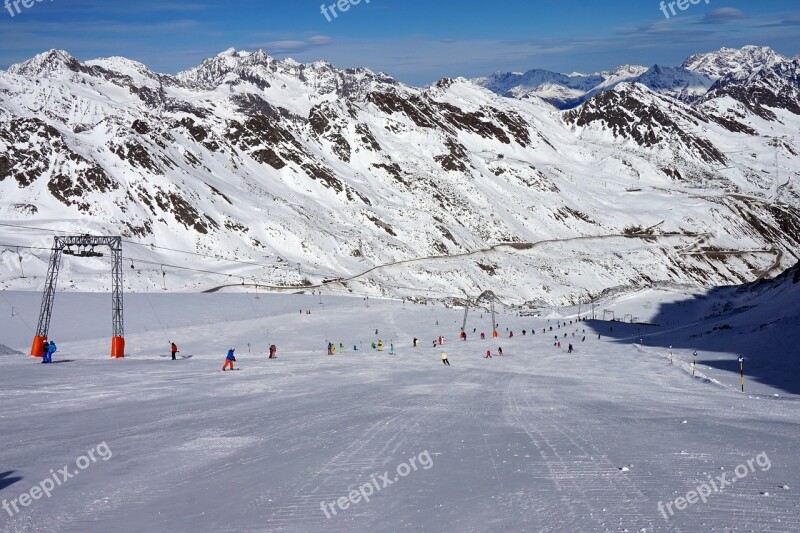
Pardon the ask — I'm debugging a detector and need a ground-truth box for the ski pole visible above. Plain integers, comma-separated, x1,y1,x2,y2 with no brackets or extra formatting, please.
692,351,697,376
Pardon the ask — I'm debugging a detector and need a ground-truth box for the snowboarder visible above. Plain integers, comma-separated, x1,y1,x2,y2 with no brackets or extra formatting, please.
413,337,418,347
568,344,573,354
498,347,504,356
171,342,178,360
222,348,236,371
441,351,450,366
269,344,277,359
377,340,384,351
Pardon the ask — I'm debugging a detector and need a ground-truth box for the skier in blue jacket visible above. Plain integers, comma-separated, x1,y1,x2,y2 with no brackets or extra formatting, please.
43,341,57,363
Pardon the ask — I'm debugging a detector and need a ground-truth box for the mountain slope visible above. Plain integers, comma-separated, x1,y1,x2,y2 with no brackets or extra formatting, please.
1,49,799,305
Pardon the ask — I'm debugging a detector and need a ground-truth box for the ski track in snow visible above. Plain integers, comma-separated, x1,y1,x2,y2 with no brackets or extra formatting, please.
0,292,798,532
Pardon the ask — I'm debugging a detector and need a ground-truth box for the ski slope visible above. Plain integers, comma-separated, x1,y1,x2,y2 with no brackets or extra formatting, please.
0,290,798,532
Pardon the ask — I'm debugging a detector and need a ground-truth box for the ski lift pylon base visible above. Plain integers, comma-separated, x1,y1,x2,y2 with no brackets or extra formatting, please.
29,235,125,359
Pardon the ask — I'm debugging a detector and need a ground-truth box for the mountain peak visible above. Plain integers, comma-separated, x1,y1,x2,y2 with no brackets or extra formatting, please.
7,49,83,76
682,45,787,80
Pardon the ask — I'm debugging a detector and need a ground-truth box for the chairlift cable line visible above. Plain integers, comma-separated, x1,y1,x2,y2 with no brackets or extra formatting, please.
0,291,36,335
0,222,282,271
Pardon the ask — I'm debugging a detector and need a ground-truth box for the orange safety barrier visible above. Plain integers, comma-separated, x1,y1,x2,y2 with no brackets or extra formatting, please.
30,336,47,357
111,336,125,358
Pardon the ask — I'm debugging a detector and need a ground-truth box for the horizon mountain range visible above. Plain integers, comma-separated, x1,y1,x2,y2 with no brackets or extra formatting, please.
0,44,798,305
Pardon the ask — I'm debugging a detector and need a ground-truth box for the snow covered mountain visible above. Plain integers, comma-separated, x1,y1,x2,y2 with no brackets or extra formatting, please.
682,45,788,80
1,47,799,305
472,65,648,109
474,46,787,108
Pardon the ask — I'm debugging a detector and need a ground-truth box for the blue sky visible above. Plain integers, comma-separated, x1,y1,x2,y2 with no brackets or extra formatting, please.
1,0,798,84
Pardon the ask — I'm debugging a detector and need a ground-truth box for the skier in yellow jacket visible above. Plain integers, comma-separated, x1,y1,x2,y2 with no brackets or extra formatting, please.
441,351,450,366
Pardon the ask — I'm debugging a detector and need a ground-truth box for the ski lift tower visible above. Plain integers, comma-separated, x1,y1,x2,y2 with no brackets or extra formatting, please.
30,235,125,358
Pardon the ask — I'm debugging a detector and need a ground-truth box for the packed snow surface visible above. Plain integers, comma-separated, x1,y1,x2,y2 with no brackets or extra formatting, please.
0,289,798,532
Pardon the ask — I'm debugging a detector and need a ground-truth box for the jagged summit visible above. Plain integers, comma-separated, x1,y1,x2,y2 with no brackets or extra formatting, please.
682,45,788,79
8,49,83,77
474,45,790,109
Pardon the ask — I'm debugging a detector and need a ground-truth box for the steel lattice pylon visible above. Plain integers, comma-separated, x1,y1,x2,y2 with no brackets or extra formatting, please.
31,235,125,358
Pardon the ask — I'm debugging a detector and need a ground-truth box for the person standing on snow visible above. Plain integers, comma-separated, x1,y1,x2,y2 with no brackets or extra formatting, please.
222,348,236,371
171,342,178,360
485,349,492,359
43,340,56,363
497,347,504,356
441,351,450,366
269,344,277,359
40,339,50,363
568,343,573,354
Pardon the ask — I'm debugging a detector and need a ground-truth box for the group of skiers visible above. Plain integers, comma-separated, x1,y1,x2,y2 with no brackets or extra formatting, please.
327,339,398,355
41,316,591,371
484,347,504,358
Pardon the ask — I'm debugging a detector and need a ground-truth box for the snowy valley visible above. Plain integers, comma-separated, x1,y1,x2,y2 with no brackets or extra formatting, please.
0,45,798,305
1,38,800,532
